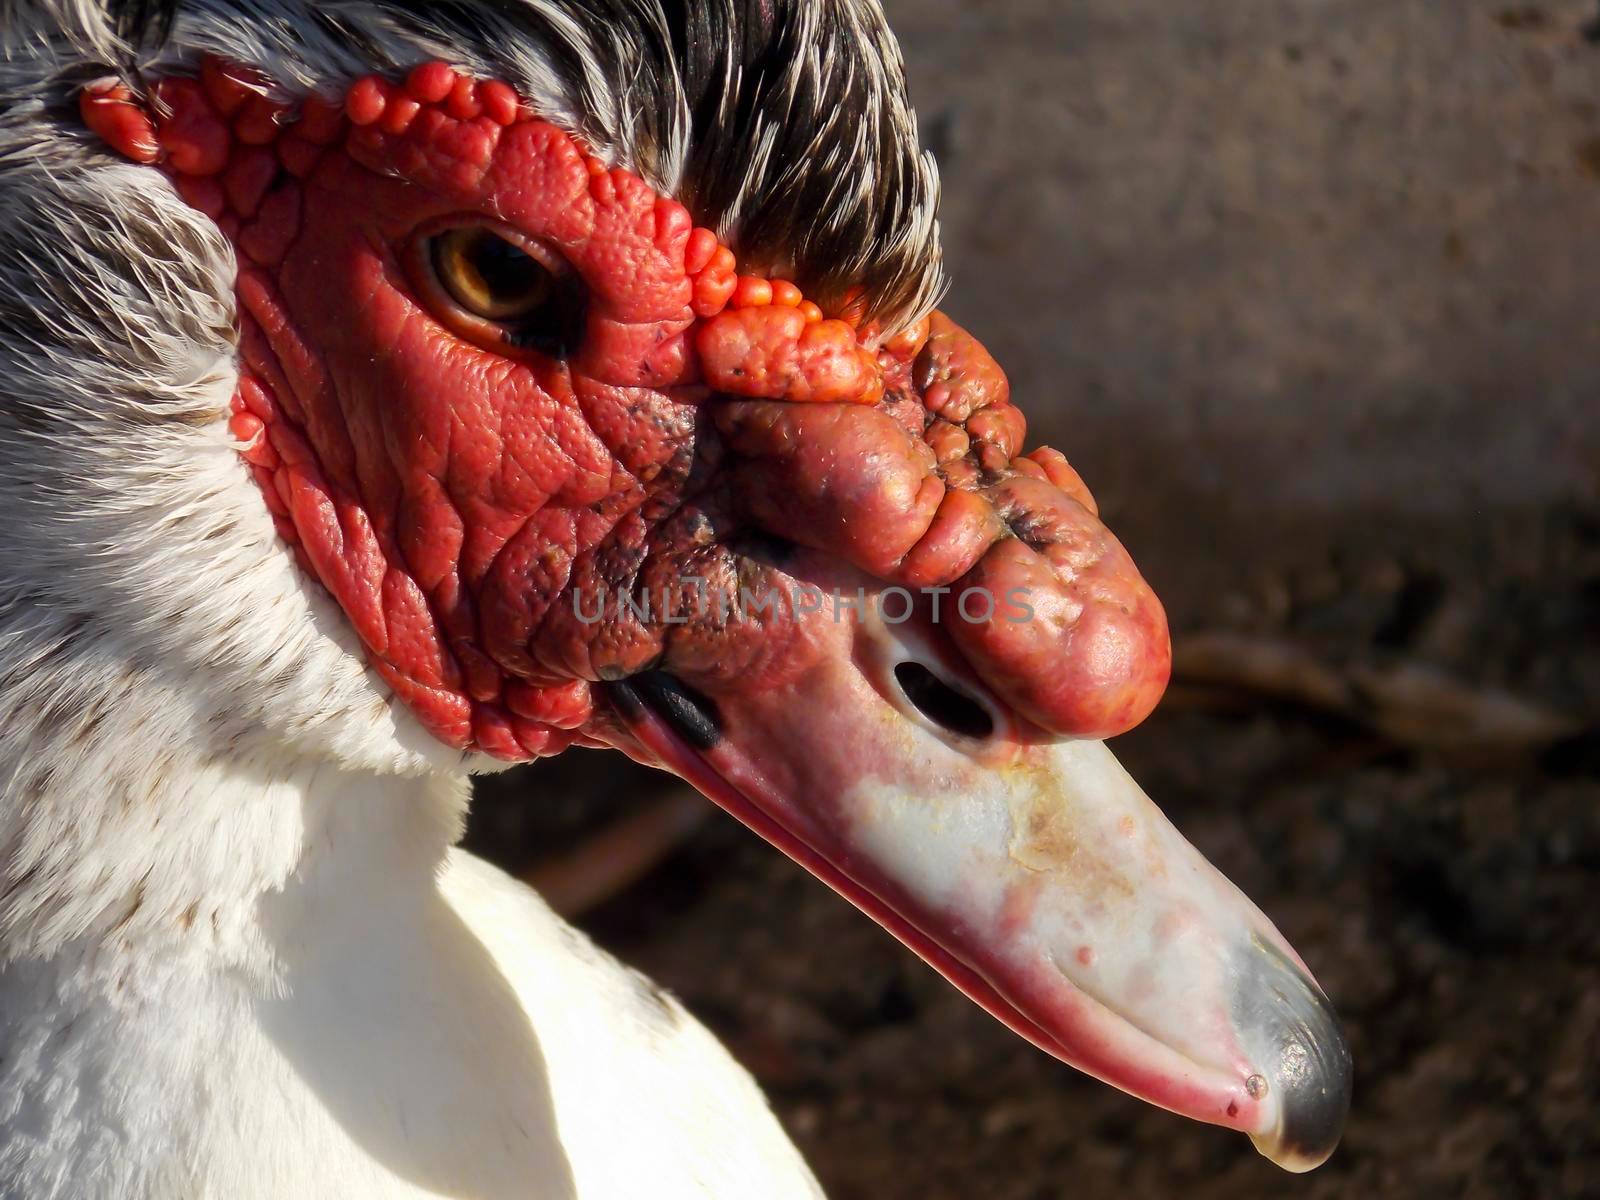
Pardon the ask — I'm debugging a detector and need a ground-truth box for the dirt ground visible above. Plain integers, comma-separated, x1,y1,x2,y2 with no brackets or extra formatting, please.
471,3,1600,1196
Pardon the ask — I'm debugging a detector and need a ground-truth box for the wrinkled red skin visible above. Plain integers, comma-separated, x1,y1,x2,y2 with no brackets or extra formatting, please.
81,61,1171,760
697,306,883,406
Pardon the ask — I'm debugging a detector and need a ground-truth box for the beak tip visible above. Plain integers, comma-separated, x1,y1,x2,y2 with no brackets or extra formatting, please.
1248,1056,1352,1172
1236,940,1355,1173
1249,1067,1352,1172
1273,1037,1353,1172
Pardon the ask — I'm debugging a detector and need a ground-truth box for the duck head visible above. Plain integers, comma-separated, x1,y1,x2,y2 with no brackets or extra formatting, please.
72,0,1349,1170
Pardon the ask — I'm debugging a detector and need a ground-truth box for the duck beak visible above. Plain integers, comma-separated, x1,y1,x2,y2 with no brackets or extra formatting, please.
606,564,1351,1171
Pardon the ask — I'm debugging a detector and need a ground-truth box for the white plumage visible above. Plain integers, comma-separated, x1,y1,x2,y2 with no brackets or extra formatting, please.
3,767,823,1197
0,2,892,1194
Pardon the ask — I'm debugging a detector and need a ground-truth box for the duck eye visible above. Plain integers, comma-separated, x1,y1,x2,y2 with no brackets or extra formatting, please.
433,227,549,319
423,225,586,358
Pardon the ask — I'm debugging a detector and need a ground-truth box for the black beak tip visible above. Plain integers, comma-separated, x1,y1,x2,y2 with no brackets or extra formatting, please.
1259,1028,1353,1172
1237,938,1354,1172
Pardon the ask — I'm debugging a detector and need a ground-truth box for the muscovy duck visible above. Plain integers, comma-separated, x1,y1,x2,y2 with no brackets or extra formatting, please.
0,0,1351,1195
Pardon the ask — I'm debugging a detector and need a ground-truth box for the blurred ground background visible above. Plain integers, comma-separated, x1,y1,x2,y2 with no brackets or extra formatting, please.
472,2,1600,1196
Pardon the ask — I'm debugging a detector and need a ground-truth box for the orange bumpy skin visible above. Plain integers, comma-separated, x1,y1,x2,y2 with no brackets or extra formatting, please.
80,60,1170,758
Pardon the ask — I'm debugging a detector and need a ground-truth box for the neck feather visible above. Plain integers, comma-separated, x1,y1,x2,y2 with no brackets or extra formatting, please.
0,646,468,970
0,28,492,968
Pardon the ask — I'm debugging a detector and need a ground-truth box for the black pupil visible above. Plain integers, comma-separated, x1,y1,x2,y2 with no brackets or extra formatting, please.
431,226,586,358
470,234,545,302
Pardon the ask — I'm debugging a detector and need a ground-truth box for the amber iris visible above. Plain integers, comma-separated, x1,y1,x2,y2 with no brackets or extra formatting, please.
430,226,557,321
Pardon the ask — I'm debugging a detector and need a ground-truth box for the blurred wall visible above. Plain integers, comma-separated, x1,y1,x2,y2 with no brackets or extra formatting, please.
887,0,1600,626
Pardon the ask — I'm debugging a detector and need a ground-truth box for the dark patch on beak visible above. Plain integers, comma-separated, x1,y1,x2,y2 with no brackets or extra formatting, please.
613,671,723,751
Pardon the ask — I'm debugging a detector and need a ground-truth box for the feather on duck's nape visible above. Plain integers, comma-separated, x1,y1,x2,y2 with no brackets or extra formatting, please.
4,0,945,332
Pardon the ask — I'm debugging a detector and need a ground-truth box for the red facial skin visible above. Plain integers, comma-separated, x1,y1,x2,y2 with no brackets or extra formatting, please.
80,60,1171,761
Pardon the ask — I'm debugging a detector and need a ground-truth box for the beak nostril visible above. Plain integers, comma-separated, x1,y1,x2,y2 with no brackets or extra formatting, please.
893,662,995,741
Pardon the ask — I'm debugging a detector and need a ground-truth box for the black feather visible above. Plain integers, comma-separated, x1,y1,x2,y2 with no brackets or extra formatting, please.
102,0,180,48
363,0,940,325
